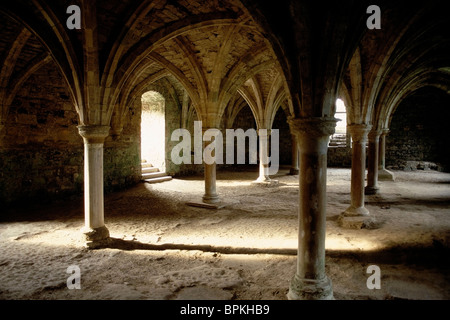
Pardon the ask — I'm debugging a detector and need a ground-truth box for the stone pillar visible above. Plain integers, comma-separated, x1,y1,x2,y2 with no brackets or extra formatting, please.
289,135,299,175
202,127,220,204
203,160,219,204
253,129,278,186
378,129,395,181
287,117,337,300
365,130,381,195
77,125,110,246
257,129,270,182
343,124,371,216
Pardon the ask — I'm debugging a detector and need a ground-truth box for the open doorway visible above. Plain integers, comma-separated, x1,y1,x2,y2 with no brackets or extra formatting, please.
329,98,348,148
141,91,166,172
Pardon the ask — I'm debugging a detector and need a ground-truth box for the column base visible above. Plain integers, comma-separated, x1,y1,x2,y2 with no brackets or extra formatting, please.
337,214,378,229
251,178,279,187
202,194,220,204
365,185,380,195
289,168,299,175
186,199,230,209
378,169,395,181
287,274,333,300
338,205,377,229
81,225,110,248
343,205,369,217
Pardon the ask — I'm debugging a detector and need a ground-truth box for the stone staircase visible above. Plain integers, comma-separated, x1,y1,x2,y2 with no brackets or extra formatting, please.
141,161,172,184
329,134,347,148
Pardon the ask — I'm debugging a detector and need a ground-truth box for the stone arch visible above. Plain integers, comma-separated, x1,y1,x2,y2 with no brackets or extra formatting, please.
380,71,450,131
0,10,80,133
386,86,450,172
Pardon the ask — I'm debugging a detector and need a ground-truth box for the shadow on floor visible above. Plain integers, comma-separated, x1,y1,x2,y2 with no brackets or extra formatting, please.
93,237,450,269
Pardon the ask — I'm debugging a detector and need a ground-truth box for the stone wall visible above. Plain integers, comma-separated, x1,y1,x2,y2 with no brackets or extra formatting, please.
327,136,352,168
386,87,450,172
104,97,141,193
0,63,141,206
0,63,83,205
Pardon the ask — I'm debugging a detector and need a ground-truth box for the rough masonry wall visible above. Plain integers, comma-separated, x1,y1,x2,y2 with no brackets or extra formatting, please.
327,138,352,168
104,99,141,193
0,63,141,206
386,87,450,172
0,63,83,205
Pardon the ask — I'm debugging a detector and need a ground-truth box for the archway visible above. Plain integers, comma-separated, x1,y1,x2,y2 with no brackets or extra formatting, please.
141,91,166,172
387,87,450,172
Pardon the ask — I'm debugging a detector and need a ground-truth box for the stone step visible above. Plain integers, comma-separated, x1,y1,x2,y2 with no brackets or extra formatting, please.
141,163,153,168
142,172,169,180
143,176,173,184
142,167,159,174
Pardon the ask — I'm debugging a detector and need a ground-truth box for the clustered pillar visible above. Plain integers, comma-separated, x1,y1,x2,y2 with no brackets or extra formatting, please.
287,117,337,300
77,125,110,246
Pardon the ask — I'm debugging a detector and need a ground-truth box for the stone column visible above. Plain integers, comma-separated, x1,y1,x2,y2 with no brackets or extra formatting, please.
202,127,220,204
343,124,371,216
378,129,395,181
365,130,381,195
289,135,299,175
252,129,278,186
203,160,219,204
77,125,110,246
287,117,337,300
256,129,270,182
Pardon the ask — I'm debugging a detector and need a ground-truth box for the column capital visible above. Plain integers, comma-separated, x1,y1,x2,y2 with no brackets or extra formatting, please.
77,125,110,144
347,124,372,142
381,128,390,136
368,129,383,142
288,117,338,138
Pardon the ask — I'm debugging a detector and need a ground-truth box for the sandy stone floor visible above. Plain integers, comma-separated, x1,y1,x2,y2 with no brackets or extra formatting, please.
0,167,449,300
